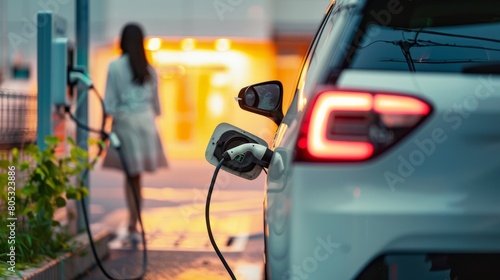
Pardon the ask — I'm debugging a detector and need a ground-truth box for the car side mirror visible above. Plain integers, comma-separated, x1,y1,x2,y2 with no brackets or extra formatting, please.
238,80,284,125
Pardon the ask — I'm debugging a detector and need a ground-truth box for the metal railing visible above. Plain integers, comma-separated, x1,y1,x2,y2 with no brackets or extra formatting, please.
0,89,37,150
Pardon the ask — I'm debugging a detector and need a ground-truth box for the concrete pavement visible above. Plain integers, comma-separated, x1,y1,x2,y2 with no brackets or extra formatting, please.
79,160,266,279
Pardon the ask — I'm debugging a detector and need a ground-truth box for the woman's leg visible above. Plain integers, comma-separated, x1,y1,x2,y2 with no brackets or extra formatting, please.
125,174,142,234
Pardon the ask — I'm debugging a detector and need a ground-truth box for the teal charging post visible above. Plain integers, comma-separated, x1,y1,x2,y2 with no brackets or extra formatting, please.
37,1,90,234
37,11,69,147
76,0,90,232
37,11,53,150
38,11,78,232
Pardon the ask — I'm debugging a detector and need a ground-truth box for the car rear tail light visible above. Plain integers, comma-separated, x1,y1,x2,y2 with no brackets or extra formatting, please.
295,89,432,162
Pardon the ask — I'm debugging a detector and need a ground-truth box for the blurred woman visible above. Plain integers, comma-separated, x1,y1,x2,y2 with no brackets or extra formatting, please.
102,23,168,244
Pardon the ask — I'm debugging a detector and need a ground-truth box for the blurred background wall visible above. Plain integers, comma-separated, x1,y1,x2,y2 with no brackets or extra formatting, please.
0,0,331,159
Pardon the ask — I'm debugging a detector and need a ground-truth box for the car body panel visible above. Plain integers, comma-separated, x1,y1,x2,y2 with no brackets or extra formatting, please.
265,70,500,278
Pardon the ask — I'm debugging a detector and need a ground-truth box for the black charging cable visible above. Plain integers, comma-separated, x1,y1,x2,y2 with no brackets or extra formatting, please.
205,158,237,280
64,86,148,280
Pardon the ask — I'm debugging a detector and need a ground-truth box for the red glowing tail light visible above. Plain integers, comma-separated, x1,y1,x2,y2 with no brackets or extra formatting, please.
295,89,432,162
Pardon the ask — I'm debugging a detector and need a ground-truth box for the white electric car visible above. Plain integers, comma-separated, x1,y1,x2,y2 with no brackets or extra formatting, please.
212,0,500,278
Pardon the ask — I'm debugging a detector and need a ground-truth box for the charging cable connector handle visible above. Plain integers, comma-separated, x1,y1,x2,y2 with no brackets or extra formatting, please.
222,143,273,163
108,132,121,149
69,70,94,89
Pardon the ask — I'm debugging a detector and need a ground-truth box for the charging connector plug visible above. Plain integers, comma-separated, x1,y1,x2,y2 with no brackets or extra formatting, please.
108,132,121,149
222,143,274,168
69,69,94,89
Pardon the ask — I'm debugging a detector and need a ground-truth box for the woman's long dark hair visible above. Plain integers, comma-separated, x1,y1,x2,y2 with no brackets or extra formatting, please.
120,23,151,85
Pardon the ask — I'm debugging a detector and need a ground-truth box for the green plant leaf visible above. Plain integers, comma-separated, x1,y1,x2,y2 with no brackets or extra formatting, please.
0,159,10,169
22,207,32,216
99,141,107,150
25,144,37,152
66,188,77,200
35,167,46,180
78,187,89,198
44,136,60,147
46,179,57,190
88,138,101,145
55,197,66,208
67,137,76,146
0,173,8,187
21,185,37,196
20,161,30,171
40,163,51,176
36,198,48,213
11,148,19,162
23,234,32,248
70,148,88,160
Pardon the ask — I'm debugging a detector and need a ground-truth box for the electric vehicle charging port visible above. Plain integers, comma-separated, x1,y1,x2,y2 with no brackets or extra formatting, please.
205,123,269,180
214,130,259,173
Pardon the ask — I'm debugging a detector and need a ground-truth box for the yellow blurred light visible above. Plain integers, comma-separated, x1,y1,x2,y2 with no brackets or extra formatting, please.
208,94,225,117
146,38,161,51
215,38,231,51
181,38,196,51
153,50,247,70
211,73,229,87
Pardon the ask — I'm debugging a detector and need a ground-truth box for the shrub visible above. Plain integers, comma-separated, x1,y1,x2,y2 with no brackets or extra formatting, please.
0,136,102,276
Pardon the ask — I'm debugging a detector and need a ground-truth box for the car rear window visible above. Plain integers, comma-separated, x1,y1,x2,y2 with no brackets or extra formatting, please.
348,0,500,73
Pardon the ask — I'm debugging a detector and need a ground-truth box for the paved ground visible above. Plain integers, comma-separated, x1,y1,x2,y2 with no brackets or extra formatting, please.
79,160,266,280
78,239,264,280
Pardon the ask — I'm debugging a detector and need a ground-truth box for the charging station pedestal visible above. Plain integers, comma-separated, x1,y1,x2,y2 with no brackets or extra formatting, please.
37,10,81,234
37,11,69,151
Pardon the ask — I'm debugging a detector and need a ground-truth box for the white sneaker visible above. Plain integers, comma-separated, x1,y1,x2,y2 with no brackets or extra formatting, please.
117,231,141,247
127,232,142,246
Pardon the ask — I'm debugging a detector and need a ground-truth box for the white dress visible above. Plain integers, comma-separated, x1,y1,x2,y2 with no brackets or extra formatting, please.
102,55,168,175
